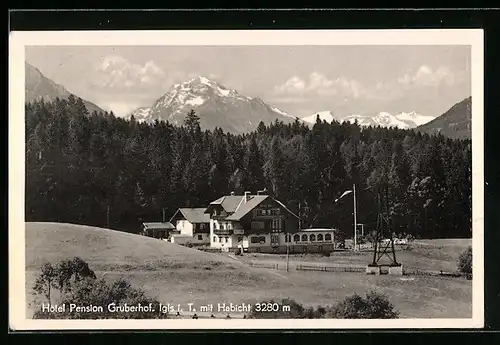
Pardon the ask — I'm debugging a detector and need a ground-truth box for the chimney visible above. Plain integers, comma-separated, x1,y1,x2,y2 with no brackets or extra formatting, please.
230,191,235,196
257,188,267,195
244,191,251,203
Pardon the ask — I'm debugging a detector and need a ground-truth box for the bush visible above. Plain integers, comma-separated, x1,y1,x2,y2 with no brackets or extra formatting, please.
457,245,472,278
33,257,96,303
328,290,399,319
32,258,166,319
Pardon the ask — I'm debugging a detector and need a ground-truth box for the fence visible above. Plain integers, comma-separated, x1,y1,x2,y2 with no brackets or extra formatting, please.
403,268,462,278
296,264,365,273
247,261,466,279
249,262,280,270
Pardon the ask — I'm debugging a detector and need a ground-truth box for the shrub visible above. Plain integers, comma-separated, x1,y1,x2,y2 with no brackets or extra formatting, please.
328,290,399,319
457,245,472,278
33,276,166,319
32,258,166,319
32,262,58,304
54,257,97,293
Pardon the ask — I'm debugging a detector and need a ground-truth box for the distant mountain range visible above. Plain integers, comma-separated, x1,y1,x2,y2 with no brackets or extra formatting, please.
301,110,435,130
24,63,471,139
25,62,104,114
128,76,296,133
417,97,472,139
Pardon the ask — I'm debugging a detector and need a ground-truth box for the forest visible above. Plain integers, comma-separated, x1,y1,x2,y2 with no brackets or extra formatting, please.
25,95,472,239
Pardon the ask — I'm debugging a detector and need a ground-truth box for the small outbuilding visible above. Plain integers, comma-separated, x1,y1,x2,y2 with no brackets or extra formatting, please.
141,222,176,240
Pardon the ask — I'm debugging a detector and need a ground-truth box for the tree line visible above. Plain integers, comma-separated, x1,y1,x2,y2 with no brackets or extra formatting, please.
25,96,472,238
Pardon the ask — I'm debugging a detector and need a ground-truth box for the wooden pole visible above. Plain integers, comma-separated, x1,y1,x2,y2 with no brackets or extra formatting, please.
163,207,166,223
286,235,290,272
107,205,110,229
353,183,357,252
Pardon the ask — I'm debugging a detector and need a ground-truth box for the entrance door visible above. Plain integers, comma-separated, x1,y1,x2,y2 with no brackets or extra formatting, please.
271,234,280,247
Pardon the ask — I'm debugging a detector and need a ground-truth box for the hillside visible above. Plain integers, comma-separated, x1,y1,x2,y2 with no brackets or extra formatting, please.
25,222,238,270
25,223,471,319
128,76,296,133
417,97,472,139
25,62,105,114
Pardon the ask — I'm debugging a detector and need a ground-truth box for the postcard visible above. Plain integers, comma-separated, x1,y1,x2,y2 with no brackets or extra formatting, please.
9,29,484,330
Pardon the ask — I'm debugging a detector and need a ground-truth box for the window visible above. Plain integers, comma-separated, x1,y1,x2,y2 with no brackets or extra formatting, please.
285,234,291,242
219,237,222,243
251,221,264,229
200,224,205,230
294,234,300,242
317,234,323,241
227,222,232,230
271,208,280,216
301,234,308,241
310,234,316,242
225,236,229,243
325,233,332,241
213,209,218,216
267,210,271,215
198,234,203,241
215,223,219,230
213,236,217,242
251,236,266,244
221,223,226,230
271,235,279,244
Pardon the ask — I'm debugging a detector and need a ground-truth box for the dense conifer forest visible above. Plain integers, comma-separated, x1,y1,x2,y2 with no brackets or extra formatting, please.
25,96,472,238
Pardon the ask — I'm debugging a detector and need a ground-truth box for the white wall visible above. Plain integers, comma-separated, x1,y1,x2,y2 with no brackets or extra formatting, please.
210,234,238,251
176,220,194,236
171,233,210,245
291,231,335,244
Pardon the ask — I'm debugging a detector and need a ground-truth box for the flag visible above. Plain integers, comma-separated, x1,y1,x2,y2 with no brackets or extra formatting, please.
334,190,353,203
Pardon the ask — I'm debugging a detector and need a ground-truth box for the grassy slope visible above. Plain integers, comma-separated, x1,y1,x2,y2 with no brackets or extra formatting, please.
25,223,472,318
240,239,471,272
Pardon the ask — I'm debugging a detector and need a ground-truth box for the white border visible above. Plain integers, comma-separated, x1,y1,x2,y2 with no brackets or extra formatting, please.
9,29,484,331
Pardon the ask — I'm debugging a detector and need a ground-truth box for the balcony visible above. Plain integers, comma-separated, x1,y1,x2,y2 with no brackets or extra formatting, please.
213,228,233,235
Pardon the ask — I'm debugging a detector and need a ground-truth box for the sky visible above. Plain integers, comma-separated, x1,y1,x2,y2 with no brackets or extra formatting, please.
25,45,471,119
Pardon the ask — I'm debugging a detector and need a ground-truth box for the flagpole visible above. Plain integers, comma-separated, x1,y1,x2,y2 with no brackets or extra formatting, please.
353,183,357,252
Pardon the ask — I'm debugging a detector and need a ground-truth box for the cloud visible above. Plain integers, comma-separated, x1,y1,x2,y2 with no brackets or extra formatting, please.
398,65,458,87
274,72,371,99
93,55,165,91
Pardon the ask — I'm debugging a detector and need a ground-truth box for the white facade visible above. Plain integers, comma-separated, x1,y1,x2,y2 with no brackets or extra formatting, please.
176,219,194,236
171,233,210,245
209,224,339,253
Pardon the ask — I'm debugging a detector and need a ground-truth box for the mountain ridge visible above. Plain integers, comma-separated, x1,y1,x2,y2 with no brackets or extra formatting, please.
417,96,471,139
25,62,105,114
302,110,435,129
128,76,296,133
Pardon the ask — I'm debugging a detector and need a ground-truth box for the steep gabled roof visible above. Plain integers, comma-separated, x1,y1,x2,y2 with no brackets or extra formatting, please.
207,195,246,213
170,208,210,223
225,195,269,220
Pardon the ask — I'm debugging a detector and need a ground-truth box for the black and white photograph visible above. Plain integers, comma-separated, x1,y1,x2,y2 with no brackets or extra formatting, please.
9,29,484,330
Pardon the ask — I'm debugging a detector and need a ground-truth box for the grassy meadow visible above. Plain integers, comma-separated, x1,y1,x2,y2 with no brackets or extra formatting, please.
25,222,472,319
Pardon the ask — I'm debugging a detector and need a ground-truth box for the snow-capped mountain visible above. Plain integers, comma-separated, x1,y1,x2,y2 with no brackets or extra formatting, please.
302,110,435,129
395,111,435,127
301,111,335,124
130,107,151,123
128,76,296,133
